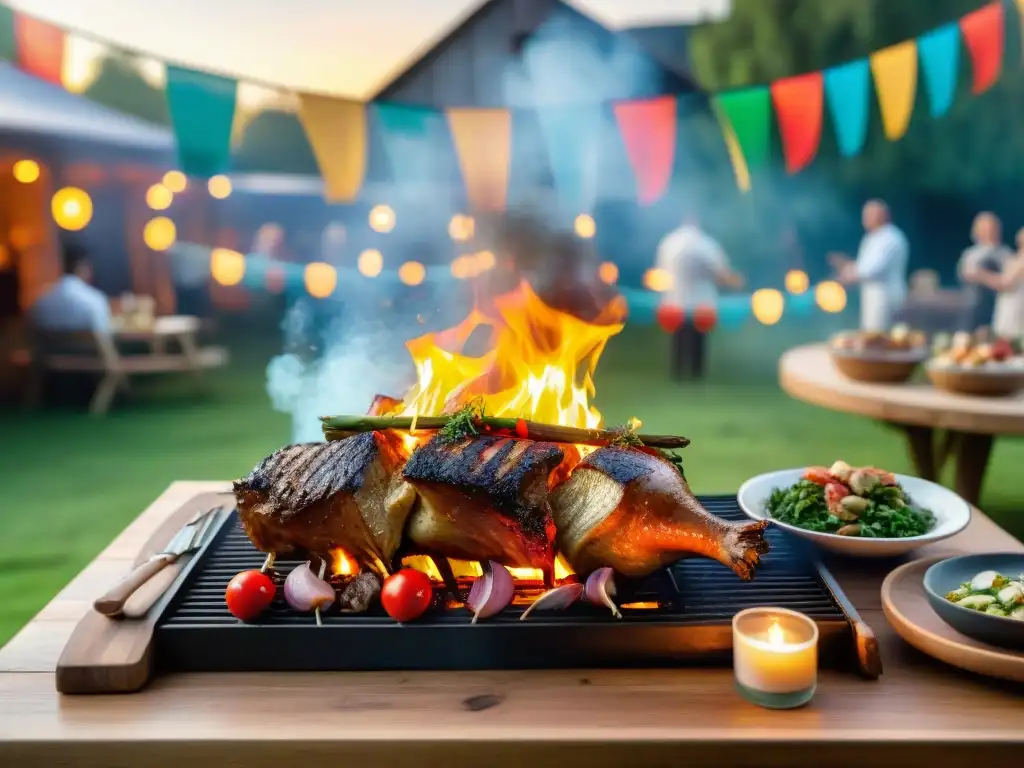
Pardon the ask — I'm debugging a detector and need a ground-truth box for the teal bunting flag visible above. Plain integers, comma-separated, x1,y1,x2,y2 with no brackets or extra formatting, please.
823,59,870,157
713,87,771,168
165,66,237,177
917,23,960,118
372,102,452,186
535,103,606,215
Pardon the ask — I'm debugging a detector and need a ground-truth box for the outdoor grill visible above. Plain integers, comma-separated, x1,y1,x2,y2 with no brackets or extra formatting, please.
155,495,876,675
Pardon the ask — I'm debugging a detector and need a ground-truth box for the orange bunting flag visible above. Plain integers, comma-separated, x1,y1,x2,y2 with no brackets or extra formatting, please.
769,72,824,174
445,108,512,212
870,40,918,141
960,2,1005,95
14,14,64,85
296,95,367,203
612,96,677,205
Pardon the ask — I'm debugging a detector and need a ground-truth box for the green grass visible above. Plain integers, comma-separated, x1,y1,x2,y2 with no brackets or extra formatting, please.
1,318,1021,647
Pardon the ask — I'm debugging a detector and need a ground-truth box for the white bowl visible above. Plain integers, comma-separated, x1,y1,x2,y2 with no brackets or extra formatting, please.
737,469,972,558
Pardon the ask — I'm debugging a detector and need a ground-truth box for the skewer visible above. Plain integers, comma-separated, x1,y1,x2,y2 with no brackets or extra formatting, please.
261,552,276,573
316,560,327,626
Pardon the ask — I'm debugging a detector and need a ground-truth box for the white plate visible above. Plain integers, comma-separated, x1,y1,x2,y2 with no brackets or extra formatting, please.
737,469,972,558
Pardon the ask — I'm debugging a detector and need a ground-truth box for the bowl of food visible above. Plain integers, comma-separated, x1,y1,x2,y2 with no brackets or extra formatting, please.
829,325,929,383
923,554,1024,649
737,461,971,557
926,332,1024,397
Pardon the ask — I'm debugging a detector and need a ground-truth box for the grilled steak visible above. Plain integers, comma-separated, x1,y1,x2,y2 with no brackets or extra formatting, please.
550,446,769,579
233,431,416,575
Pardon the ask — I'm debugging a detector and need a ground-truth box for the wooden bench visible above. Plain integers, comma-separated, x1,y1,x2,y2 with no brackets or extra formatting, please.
24,328,228,415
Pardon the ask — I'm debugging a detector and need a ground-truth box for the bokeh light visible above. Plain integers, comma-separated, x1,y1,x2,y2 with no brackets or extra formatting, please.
751,288,784,325
305,261,338,298
142,217,177,251
369,204,395,233
211,248,246,286
51,187,93,231
449,214,474,242
357,248,383,278
574,213,596,239
399,260,426,286
815,280,847,313
476,250,496,272
163,170,187,193
208,175,232,199
145,183,173,211
642,267,672,293
13,159,40,184
598,261,619,285
451,255,472,280
784,269,809,294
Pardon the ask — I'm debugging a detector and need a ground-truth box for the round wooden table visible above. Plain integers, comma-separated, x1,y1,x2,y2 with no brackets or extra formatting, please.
779,343,1024,505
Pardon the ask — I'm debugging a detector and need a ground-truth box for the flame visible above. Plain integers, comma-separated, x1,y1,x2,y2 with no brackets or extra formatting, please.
330,548,360,577
402,555,574,582
767,620,786,647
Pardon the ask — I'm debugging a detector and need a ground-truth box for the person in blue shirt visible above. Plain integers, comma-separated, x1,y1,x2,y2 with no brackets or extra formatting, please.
29,244,111,333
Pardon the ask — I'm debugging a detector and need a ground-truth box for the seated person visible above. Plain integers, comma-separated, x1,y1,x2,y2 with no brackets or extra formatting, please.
29,245,111,333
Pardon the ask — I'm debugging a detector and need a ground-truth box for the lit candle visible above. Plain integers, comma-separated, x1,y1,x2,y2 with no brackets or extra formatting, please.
732,607,818,709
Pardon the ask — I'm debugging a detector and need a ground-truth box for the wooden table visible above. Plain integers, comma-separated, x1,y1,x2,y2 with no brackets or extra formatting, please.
780,343,1024,505
113,315,201,355
0,481,1021,767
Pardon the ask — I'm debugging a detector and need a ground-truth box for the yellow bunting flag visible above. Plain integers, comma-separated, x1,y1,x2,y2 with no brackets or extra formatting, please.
870,40,918,141
296,95,367,203
712,103,751,193
445,107,512,212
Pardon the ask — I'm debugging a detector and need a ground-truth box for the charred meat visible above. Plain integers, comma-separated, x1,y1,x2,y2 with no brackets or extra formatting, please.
550,446,769,579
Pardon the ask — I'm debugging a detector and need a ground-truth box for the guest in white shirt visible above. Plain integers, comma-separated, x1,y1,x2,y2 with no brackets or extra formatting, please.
829,200,909,332
963,226,1024,339
957,212,1013,332
655,214,743,381
29,245,111,333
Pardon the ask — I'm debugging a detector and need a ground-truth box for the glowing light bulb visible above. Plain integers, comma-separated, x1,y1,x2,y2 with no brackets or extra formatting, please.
305,262,338,299
784,269,809,294
357,248,383,278
476,250,496,272
211,248,245,286
815,280,847,313
51,187,93,231
642,267,672,293
369,204,395,233
208,175,232,199
598,261,619,285
13,159,40,184
751,288,784,325
448,213,474,242
142,217,177,252
162,170,187,193
145,183,173,211
399,260,426,286
574,213,596,239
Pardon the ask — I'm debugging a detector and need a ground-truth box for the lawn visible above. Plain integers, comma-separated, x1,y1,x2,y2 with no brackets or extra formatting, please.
1,316,1022,647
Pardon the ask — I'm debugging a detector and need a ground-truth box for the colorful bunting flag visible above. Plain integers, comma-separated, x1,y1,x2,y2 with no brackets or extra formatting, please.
14,14,64,85
445,107,512,212
165,66,238,177
870,40,918,141
612,96,677,205
917,24,960,118
770,72,823,174
296,95,367,203
711,102,751,193
824,60,870,157
713,87,771,170
373,102,451,186
536,104,605,214
960,2,1004,95
0,5,14,61
1018,0,1024,65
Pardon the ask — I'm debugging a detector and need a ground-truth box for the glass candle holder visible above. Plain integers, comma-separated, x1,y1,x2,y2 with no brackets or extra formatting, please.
732,607,818,709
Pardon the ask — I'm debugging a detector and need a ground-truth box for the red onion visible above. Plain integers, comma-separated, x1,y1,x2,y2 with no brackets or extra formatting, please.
584,567,621,619
519,582,584,621
284,561,336,614
466,561,515,623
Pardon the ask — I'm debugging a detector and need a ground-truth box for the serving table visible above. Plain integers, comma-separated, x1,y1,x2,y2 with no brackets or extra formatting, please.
0,481,1021,767
780,343,1024,505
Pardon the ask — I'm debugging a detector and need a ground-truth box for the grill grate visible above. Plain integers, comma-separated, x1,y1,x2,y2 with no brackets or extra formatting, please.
155,496,862,673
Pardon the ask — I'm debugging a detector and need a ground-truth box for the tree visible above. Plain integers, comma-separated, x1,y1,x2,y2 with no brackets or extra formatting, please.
83,54,170,127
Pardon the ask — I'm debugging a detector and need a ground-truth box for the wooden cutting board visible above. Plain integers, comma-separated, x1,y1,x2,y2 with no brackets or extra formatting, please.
55,493,231,694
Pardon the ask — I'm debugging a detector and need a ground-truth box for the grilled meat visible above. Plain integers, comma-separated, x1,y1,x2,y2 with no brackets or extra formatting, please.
233,431,416,575
550,446,770,579
401,434,564,575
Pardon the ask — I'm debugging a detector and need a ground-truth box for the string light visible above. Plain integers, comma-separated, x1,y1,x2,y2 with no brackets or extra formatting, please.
13,159,40,184
145,183,173,211
574,213,596,239
51,187,93,231
162,170,187,193
751,288,784,325
476,250,496,272
815,280,847,313
598,262,619,285
369,204,395,233
357,248,383,278
208,175,232,199
142,217,176,251
642,267,672,293
784,269,809,294
211,248,245,286
305,262,337,299
448,214,474,242
399,261,426,286
451,255,472,280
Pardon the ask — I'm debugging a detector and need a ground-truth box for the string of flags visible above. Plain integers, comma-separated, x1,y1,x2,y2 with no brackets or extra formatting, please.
0,0,1020,204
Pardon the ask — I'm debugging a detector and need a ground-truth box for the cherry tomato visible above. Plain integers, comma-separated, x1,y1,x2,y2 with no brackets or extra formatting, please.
803,466,833,485
225,569,276,621
824,481,851,512
381,568,433,622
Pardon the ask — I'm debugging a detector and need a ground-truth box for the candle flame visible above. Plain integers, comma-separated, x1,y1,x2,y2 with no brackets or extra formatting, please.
767,620,785,647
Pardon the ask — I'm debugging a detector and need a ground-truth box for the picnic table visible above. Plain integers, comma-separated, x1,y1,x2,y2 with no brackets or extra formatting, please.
0,481,1020,766
779,343,1024,505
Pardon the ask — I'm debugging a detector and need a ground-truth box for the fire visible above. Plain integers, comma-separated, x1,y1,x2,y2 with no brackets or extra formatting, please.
402,555,574,583
330,548,359,577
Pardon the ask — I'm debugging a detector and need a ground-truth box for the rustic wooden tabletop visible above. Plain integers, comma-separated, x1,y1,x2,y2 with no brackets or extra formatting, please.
0,481,1021,767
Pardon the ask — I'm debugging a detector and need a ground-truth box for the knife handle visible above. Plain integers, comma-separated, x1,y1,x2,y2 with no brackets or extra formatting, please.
93,554,175,617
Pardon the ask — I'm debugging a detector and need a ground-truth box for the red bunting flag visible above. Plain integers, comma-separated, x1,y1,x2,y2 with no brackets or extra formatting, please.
14,14,64,85
613,96,677,205
960,2,1004,94
770,72,824,173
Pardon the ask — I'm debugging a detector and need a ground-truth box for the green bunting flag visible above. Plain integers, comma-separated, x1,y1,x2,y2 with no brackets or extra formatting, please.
712,87,771,170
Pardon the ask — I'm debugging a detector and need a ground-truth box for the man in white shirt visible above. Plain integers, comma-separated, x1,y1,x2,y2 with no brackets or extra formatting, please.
830,200,909,331
655,215,743,381
29,245,111,333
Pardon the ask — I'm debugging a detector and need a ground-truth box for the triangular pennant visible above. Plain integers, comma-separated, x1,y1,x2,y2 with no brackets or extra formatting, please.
1018,0,1024,65
711,102,751,193
824,60,870,157
960,2,1004,95
712,87,771,169
612,96,677,205
296,95,367,203
769,72,824,174
14,14,64,85
0,6,14,61
536,104,605,214
373,102,451,186
165,66,238,177
917,24,960,117
445,108,512,212
870,40,918,141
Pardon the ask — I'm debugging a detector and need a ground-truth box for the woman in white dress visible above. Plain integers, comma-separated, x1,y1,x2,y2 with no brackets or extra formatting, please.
964,227,1024,339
